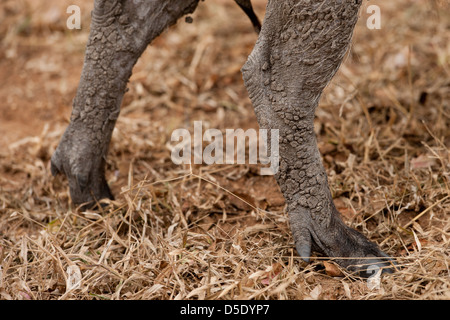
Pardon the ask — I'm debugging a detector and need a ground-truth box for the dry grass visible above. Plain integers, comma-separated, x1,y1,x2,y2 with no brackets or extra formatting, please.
0,0,449,300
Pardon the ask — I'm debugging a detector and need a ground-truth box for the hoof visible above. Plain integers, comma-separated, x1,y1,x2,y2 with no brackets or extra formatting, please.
290,206,397,277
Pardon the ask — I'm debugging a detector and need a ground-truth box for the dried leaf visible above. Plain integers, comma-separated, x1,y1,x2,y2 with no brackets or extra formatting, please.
324,261,344,277
342,281,352,299
305,285,322,300
412,230,422,252
228,192,256,211
66,265,81,292
411,154,435,170
260,263,283,285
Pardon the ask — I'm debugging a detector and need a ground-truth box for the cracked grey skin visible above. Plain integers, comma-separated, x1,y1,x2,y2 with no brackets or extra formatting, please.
51,0,396,277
